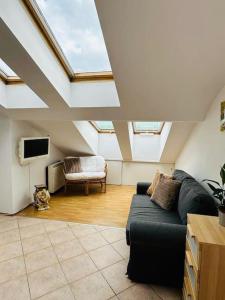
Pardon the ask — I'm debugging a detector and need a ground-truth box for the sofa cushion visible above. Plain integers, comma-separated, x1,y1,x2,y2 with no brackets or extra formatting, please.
80,156,105,172
128,195,182,224
178,179,218,224
126,195,182,244
65,171,106,181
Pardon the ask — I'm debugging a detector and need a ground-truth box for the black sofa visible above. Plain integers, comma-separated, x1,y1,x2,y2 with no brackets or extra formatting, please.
126,169,218,287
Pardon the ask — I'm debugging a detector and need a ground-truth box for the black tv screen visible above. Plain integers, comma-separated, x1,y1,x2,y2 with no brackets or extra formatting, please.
24,138,49,158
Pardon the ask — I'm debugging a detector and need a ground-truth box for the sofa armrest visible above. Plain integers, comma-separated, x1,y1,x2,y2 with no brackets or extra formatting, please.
136,182,151,195
130,221,186,248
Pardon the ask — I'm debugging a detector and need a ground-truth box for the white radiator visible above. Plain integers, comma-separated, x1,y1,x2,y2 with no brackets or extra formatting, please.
47,161,65,193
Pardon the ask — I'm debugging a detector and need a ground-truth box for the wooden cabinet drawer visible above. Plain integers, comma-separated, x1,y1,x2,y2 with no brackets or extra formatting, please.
183,276,195,300
185,251,198,297
187,224,199,265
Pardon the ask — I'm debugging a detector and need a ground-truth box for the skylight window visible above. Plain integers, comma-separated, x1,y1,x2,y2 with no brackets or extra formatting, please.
91,121,114,133
133,122,164,134
0,58,17,77
35,0,111,73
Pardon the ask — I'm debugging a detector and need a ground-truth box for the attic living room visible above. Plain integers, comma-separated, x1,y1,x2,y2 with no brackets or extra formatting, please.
0,0,225,300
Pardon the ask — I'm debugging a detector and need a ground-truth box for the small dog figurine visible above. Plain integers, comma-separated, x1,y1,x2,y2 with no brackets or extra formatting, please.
33,185,50,211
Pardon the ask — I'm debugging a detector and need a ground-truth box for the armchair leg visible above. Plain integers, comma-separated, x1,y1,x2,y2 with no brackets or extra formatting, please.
100,182,103,192
85,182,89,195
64,182,67,193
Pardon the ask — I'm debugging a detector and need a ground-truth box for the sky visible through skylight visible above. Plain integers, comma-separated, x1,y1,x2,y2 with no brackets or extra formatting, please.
93,121,114,131
0,59,17,76
36,0,111,73
133,122,163,132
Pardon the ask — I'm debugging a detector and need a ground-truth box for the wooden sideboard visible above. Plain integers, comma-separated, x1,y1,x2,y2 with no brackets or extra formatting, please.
183,214,225,300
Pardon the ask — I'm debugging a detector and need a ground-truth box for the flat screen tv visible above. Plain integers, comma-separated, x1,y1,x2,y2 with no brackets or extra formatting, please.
19,137,50,164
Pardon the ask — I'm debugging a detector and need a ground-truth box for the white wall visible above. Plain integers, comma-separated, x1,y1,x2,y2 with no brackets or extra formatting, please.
0,79,7,107
106,161,123,185
0,116,65,214
98,133,122,160
176,88,225,183
132,134,160,161
11,120,65,213
0,114,13,213
73,121,98,154
106,160,174,185
159,122,172,157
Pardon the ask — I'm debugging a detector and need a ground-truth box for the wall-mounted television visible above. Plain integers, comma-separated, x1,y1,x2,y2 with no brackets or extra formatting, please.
19,137,50,165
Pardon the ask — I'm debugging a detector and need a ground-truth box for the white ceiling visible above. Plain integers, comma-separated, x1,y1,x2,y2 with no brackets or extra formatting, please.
95,0,225,121
0,0,221,162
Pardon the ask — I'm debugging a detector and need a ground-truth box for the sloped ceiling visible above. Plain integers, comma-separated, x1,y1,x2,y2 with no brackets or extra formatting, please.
1,0,223,162
30,121,97,156
95,0,225,121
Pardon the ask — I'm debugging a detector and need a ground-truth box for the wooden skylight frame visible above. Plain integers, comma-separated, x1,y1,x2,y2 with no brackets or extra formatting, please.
132,122,164,134
22,0,114,82
90,121,115,133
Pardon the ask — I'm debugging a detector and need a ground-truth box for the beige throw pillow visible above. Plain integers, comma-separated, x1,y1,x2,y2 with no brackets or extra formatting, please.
147,171,173,196
151,174,181,210
147,170,160,195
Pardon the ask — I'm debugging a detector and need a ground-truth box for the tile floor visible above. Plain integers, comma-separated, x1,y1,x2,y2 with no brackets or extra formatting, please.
0,215,181,300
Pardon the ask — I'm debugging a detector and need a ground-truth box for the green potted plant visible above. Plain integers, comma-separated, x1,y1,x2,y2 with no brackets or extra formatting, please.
203,164,225,226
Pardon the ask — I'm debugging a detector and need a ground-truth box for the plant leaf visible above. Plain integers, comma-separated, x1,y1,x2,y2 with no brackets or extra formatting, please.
220,165,225,185
207,183,217,192
202,179,222,188
212,189,224,195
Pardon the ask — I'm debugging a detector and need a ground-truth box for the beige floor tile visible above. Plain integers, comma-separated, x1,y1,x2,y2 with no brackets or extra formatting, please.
44,220,68,233
71,271,114,300
0,215,18,222
109,297,119,300
48,227,75,245
0,275,30,300
0,220,18,233
20,223,45,240
111,239,130,259
25,246,58,273
89,245,122,269
0,229,20,246
101,228,125,243
54,239,84,262
38,286,74,300
94,225,113,232
0,256,26,284
79,232,108,252
22,233,51,254
28,263,66,299
101,260,133,294
0,241,23,262
37,285,74,300
18,216,44,228
151,284,182,300
69,223,97,238
61,253,97,282
117,284,161,300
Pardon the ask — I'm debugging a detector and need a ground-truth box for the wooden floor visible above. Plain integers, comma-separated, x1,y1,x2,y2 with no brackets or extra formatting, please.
18,185,135,227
